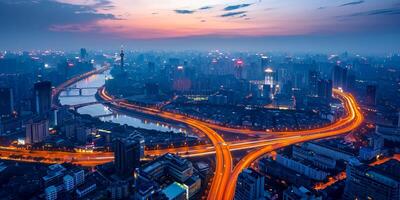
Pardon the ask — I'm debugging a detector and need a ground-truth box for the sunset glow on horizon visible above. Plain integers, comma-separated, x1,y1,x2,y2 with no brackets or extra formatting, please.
32,0,400,38
1,0,399,51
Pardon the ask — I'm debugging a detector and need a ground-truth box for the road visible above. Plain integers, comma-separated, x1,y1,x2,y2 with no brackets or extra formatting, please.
99,87,363,199
222,90,364,200
100,87,232,199
0,68,364,200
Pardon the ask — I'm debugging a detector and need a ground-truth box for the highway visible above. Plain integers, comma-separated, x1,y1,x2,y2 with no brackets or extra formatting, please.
100,87,232,199
99,87,364,199
222,90,364,200
0,68,364,200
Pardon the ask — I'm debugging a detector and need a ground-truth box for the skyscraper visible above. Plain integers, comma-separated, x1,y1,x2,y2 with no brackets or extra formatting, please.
33,81,52,115
148,61,155,74
80,48,87,60
114,136,141,176
234,59,244,79
234,168,265,200
317,79,333,99
25,118,49,144
0,87,14,117
332,65,347,89
264,68,274,87
343,159,400,200
260,56,270,79
308,70,319,96
366,85,377,106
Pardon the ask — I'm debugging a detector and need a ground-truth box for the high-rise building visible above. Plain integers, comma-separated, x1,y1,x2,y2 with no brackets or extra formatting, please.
114,136,141,176
332,65,347,89
264,68,274,87
25,118,49,144
234,59,244,79
0,87,13,117
260,56,270,79
262,84,272,100
343,159,400,200
33,81,52,115
148,61,155,74
127,132,145,159
317,79,333,99
260,56,269,69
366,85,377,106
346,73,356,92
234,168,265,200
80,48,87,60
308,70,319,95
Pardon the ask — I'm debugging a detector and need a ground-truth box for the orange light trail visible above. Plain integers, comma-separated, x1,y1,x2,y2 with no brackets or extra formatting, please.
0,70,364,200
222,90,364,200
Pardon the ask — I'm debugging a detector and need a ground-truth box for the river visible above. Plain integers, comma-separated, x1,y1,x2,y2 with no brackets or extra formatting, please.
58,71,187,134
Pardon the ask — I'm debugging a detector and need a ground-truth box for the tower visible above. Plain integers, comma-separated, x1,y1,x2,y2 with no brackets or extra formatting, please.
120,46,125,70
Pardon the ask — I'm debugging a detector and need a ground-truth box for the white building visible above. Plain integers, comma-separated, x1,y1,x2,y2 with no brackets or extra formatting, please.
25,118,49,144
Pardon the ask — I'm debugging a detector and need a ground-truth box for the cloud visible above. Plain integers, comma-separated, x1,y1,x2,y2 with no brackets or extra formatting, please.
174,9,195,14
0,0,117,33
318,6,326,10
49,23,101,32
92,0,114,9
224,4,252,11
339,8,400,18
339,1,364,7
220,11,247,17
199,6,213,10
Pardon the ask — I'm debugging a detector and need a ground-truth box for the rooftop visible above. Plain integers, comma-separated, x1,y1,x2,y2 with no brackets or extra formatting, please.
162,182,187,200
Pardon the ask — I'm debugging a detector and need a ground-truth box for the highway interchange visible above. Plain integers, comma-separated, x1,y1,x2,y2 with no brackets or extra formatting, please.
0,66,364,200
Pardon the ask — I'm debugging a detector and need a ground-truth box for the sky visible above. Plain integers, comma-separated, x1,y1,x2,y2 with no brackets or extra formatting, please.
1,0,400,53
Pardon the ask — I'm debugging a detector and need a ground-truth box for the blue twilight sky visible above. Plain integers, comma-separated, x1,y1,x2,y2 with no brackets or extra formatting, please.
0,0,399,53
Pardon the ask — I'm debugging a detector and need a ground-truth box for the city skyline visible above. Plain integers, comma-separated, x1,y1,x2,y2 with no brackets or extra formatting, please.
1,0,399,53
1,1,400,200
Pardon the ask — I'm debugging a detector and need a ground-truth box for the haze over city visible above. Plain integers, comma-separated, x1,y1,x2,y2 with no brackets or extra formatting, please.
1,1,400,200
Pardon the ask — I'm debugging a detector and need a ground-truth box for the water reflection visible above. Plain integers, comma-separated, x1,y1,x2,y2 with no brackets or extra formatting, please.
58,72,186,133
